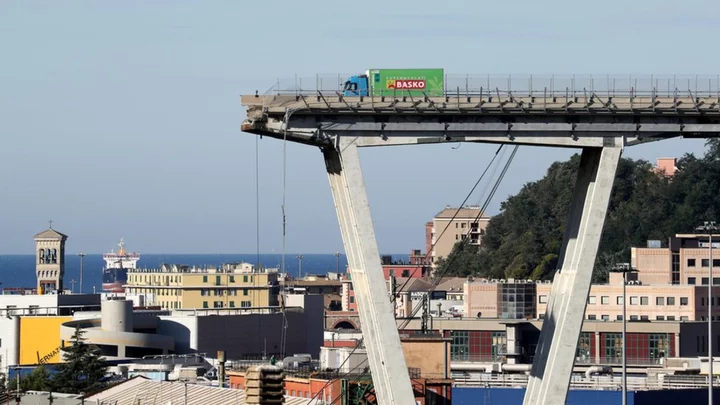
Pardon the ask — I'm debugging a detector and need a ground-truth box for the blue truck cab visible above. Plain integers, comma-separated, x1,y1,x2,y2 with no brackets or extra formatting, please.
342,74,369,97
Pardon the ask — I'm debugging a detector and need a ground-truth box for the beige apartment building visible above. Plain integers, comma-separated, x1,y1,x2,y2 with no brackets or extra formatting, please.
427,206,491,265
125,263,279,310
632,234,720,285
537,272,720,322
463,273,720,322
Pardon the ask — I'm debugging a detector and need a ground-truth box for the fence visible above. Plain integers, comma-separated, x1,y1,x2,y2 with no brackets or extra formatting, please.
453,373,718,391
265,74,720,99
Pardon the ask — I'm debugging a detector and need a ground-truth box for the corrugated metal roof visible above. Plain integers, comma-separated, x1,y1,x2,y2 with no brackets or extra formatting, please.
84,379,314,405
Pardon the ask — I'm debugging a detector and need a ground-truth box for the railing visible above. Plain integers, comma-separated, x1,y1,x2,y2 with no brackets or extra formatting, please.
452,373,719,390
264,74,720,99
454,354,663,366
451,354,506,363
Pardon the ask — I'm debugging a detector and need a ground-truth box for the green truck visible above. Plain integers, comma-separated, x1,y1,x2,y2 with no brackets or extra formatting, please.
342,68,444,97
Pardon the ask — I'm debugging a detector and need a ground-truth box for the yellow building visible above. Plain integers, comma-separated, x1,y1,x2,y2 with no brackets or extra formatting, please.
125,263,280,310
19,316,72,365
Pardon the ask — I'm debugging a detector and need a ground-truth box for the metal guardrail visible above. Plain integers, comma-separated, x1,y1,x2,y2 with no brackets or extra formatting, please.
264,74,720,99
453,373,719,390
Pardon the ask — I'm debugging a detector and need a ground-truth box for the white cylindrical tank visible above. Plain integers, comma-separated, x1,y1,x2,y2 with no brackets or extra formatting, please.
101,299,134,332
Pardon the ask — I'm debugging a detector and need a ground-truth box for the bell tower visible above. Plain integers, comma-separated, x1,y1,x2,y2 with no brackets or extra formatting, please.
34,221,68,294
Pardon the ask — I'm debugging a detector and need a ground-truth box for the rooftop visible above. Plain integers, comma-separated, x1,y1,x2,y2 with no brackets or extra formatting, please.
434,206,491,220
33,228,68,240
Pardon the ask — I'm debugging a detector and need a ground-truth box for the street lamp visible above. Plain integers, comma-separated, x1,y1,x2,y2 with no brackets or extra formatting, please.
77,253,86,294
334,252,341,273
697,220,718,404
297,255,304,279
611,262,637,405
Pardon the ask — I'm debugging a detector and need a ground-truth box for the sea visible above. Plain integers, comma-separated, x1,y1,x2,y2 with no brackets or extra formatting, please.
0,253,408,293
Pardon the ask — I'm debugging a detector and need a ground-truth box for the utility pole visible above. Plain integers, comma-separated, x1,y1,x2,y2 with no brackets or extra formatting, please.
611,262,637,405
69,279,76,294
77,253,86,294
296,255,304,279
697,221,718,405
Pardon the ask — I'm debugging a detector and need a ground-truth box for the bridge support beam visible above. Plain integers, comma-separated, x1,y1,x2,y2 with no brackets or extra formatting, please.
322,137,415,405
523,142,623,405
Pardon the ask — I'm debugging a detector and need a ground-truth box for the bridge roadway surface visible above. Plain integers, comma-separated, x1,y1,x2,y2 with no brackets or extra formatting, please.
240,84,720,405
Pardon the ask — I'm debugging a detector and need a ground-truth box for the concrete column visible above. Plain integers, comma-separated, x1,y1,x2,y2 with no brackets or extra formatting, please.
595,332,601,363
524,143,623,405
323,138,415,405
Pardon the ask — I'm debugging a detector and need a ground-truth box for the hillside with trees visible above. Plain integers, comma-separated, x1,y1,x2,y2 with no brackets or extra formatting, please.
437,139,720,282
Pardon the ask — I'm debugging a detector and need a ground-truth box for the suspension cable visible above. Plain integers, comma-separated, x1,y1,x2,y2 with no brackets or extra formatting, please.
391,144,506,301
398,145,519,330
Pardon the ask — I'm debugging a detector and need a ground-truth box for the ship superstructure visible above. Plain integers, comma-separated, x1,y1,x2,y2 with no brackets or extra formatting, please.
102,238,140,292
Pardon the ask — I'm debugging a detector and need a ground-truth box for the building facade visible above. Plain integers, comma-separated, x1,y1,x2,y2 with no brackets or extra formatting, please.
125,263,280,310
429,206,491,265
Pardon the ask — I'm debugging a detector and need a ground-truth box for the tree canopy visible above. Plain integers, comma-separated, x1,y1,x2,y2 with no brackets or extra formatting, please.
438,139,720,281
50,326,108,394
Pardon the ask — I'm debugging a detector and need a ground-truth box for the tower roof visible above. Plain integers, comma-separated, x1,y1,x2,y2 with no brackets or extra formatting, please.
34,228,68,240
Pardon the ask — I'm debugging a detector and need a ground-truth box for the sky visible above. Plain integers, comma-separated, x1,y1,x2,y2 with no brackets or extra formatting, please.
1,0,719,255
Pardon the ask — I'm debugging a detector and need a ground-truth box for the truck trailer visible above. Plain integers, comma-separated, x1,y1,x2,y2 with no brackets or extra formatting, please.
342,68,444,97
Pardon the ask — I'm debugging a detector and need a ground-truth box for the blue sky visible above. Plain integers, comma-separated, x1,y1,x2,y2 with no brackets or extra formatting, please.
1,0,718,254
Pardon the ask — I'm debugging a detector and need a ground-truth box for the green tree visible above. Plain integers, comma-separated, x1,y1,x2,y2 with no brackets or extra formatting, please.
19,365,52,392
438,142,720,282
51,326,108,394
435,242,484,277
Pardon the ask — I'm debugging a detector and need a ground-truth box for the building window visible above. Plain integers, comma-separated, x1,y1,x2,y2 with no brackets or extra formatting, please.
688,259,697,267
539,295,548,304
243,289,248,296
202,301,208,308
630,315,638,320
229,276,235,283
402,270,410,277
630,296,639,305
657,315,665,321
640,297,649,305
229,301,235,308
617,296,624,305
656,297,664,305
203,275,208,283
703,278,710,285
601,315,609,321
604,333,622,362
350,296,355,303
667,315,676,321
588,314,596,320
588,296,596,305
577,332,592,362
450,331,470,361
601,296,609,305
689,277,696,285
667,297,675,305
703,259,710,267
640,315,649,321
616,315,623,320
680,316,689,321
243,275,248,283
680,297,689,306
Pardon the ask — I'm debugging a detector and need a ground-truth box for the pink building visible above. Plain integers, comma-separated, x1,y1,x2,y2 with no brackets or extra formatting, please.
654,157,678,177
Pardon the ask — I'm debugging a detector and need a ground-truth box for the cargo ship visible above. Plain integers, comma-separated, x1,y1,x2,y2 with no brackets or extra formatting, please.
102,238,140,292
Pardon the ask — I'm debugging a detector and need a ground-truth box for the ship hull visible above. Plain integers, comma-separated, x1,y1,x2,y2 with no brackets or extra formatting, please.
102,268,128,293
